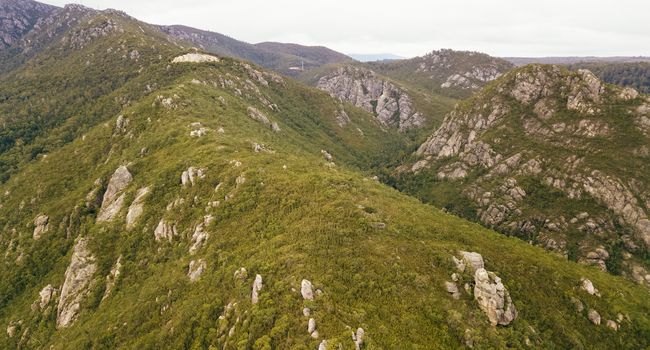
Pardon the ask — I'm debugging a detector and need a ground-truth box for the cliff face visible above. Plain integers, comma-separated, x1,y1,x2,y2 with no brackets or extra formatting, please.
316,66,425,131
406,65,650,285
0,0,57,49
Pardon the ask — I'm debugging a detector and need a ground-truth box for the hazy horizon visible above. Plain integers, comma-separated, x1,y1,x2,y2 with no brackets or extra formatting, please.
40,0,650,59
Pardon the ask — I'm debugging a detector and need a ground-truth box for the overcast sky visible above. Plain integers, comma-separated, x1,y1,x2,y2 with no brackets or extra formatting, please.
42,0,650,58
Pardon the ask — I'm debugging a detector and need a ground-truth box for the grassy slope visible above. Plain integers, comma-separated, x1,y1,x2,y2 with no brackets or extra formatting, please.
0,56,647,350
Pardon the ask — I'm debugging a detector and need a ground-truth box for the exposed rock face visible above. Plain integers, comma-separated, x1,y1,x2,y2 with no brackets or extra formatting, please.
251,274,263,304
32,214,49,239
460,251,485,273
172,53,220,63
188,259,206,282
410,65,650,281
318,340,328,350
154,219,177,242
189,215,213,254
316,66,425,131
125,187,150,229
97,166,132,222
57,237,97,328
36,284,57,311
473,268,517,326
301,279,314,300
414,50,512,92
247,106,280,132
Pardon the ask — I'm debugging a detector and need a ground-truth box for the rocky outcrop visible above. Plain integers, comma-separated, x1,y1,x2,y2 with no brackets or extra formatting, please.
125,187,150,229
32,214,49,239
474,268,517,326
57,237,97,328
352,328,365,350
410,65,650,282
181,166,206,187
172,53,220,64
251,274,263,304
247,106,280,132
97,165,132,222
154,219,177,242
0,0,57,48
316,66,425,131
189,215,213,254
580,278,600,296
33,284,57,312
188,259,206,282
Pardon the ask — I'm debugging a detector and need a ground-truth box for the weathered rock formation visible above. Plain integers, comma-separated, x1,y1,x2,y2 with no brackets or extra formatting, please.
301,279,314,300
316,66,425,131
32,214,49,239
57,237,97,328
97,165,132,222
474,268,517,326
154,219,177,242
181,166,205,187
172,53,220,64
410,65,650,282
125,186,149,229
251,274,263,304
247,106,280,132
188,259,206,282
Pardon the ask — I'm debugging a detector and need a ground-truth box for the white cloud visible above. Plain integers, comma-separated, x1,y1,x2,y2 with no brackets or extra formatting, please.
42,0,650,57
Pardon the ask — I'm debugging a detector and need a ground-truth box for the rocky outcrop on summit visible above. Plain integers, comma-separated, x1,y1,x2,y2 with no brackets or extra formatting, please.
409,65,650,282
316,66,425,131
97,165,132,222
172,53,220,64
57,237,97,328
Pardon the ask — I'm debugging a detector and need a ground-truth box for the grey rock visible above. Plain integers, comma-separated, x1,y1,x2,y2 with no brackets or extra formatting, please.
189,215,213,254
188,259,206,282
318,340,328,350
580,278,600,296
37,284,57,311
154,219,177,242
57,237,97,328
308,317,316,333
97,166,132,222
181,166,206,187
316,66,424,131
460,251,485,273
251,274,263,304
172,53,220,63
33,214,49,240
301,279,314,300
353,327,365,350
125,187,150,229
588,309,601,325
473,268,517,326
606,320,619,331
234,267,247,281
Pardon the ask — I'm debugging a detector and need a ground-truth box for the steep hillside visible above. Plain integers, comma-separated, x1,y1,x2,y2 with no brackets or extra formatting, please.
0,49,649,349
254,42,353,66
368,49,514,99
312,65,456,132
397,65,650,287
160,26,352,77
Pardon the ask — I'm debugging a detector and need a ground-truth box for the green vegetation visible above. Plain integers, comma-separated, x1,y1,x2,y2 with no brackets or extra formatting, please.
0,5,648,350
568,62,650,93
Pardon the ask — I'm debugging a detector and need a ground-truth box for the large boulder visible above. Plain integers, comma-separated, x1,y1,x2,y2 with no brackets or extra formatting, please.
301,279,314,300
473,268,517,326
57,237,97,328
154,220,177,242
97,166,132,222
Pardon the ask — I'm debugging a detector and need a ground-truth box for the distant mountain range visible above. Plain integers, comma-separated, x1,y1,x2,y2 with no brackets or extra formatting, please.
348,53,406,62
504,56,650,66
